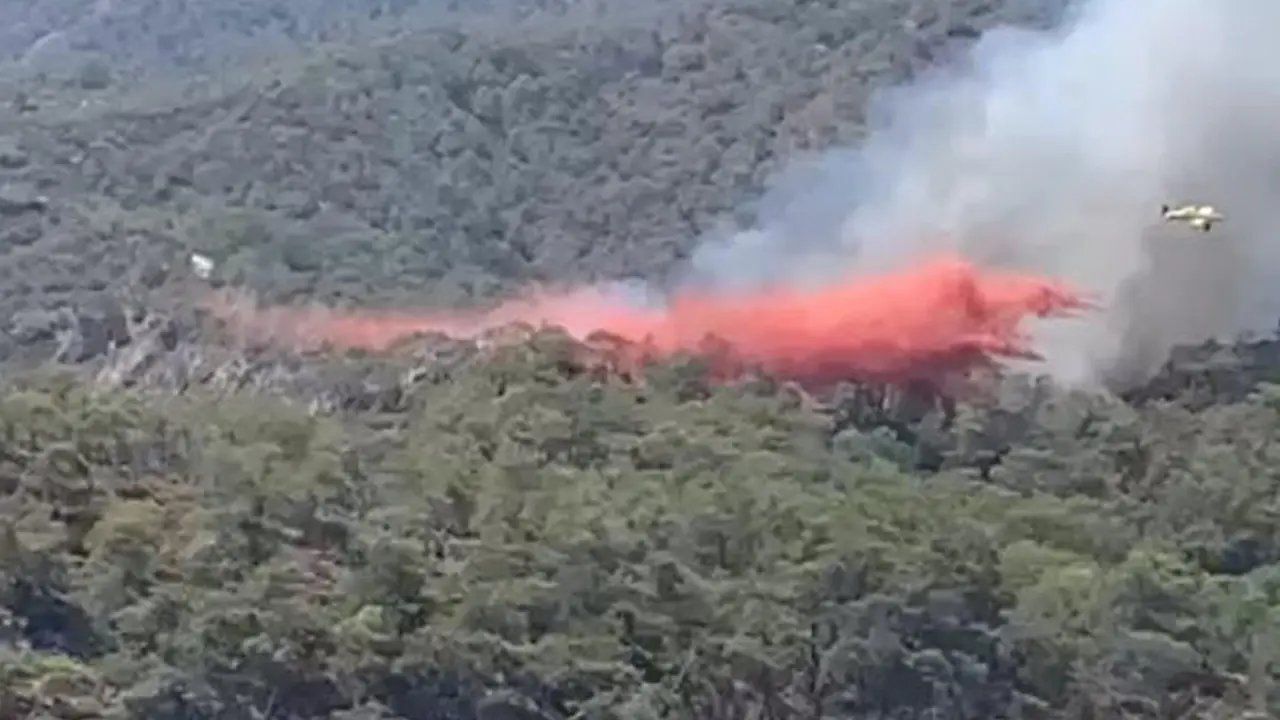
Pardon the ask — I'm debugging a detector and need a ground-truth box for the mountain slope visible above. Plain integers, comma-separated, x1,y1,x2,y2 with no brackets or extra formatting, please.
0,0,1066,368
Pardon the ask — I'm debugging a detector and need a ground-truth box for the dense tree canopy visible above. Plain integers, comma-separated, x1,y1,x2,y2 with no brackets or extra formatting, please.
0,330,1276,719
0,0,1273,718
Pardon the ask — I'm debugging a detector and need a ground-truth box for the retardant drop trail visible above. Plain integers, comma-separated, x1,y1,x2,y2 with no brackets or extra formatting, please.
201,253,1093,388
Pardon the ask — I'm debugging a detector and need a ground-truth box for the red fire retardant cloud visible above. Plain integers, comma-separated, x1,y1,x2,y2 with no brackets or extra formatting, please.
202,253,1092,388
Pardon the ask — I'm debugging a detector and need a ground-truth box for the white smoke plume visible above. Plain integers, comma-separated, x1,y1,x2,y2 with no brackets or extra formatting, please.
683,0,1280,389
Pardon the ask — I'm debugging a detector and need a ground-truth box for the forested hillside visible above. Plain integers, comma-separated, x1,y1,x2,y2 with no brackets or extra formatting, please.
2,331,1279,719
0,0,1067,365
0,1,1278,719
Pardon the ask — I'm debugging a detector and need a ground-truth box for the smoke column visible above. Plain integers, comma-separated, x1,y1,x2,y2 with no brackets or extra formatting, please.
687,0,1280,388
205,0,1280,391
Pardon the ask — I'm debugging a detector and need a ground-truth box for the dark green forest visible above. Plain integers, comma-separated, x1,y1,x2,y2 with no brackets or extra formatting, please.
0,0,1276,718
1,326,1279,718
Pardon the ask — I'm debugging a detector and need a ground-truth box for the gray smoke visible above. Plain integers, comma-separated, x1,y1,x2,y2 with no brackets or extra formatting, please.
682,0,1280,389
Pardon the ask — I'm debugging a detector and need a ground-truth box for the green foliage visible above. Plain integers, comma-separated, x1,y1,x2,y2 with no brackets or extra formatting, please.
0,341,1276,718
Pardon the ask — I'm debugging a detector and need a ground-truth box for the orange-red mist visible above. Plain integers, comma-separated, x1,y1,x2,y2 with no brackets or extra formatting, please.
203,253,1091,388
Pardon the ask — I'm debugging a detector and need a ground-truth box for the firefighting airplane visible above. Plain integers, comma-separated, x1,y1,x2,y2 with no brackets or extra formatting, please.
1161,203,1225,232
